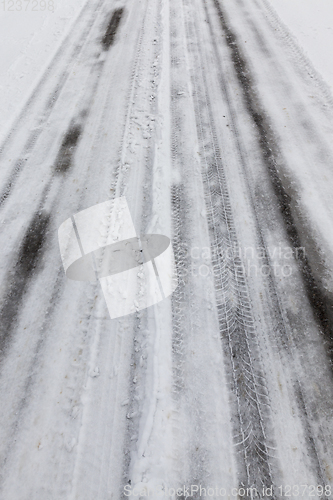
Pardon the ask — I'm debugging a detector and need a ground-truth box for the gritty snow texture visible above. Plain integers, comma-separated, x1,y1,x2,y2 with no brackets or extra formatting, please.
1,0,333,140
0,0,333,498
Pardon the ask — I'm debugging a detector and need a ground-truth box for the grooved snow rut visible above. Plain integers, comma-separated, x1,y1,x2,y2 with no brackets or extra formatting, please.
180,1,276,490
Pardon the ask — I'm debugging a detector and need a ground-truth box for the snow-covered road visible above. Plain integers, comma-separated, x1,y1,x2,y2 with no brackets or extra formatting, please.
0,0,333,498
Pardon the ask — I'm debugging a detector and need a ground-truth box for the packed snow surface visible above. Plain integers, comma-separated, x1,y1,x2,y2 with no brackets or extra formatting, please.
0,0,333,498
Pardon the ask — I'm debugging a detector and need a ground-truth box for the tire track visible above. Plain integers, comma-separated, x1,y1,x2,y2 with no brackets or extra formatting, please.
170,183,189,399
54,124,83,174
117,0,166,491
169,2,218,489
182,0,279,492
0,5,114,362
202,0,329,484
117,0,190,490
170,182,212,494
67,1,166,495
102,7,125,50
0,1,146,494
0,211,50,358
212,0,333,361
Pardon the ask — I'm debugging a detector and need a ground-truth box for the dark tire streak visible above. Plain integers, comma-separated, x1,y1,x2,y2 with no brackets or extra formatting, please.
54,124,82,174
0,211,50,357
102,8,124,50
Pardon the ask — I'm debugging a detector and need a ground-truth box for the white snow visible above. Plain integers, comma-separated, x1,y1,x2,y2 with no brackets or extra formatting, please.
1,0,333,496
268,0,333,89
0,0,86,139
